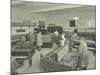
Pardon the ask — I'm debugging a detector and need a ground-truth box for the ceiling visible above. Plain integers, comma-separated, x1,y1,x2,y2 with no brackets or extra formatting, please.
12,0,64,10
12,0,95,14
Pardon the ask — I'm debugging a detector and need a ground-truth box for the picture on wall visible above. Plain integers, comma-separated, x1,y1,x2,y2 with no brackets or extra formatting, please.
70,20,76,27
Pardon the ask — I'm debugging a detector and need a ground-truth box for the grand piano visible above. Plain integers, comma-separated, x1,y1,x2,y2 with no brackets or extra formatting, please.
40,44,79,72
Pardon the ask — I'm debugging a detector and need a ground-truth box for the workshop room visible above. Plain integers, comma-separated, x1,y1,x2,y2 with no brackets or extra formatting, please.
11,0,96,74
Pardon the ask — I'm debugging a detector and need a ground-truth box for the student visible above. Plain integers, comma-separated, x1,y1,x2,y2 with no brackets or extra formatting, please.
16,35,26,46
60,33,66,46
20,36,26,43
52,30,59,49
36,31,43,51
28,53,32,67
71,29,78,41
69,29,78,52
78,37,89,70
29,31,37,47
54,30,59,36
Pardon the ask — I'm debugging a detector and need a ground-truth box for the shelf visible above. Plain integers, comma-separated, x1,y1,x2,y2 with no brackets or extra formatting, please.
11,25,35,27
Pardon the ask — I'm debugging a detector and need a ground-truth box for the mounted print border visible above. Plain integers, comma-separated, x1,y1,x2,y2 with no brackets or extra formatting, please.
11,0,96,75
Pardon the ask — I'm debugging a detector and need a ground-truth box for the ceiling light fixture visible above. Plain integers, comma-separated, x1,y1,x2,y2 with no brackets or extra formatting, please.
73,16,79,20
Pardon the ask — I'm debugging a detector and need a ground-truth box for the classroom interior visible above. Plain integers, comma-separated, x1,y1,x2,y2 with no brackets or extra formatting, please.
11,0,96,74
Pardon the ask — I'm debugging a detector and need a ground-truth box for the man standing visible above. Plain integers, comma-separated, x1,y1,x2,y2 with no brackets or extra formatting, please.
61,33,66,46
78,37,89,70
37,31,43,51
69,29,78,52
52,30,59,49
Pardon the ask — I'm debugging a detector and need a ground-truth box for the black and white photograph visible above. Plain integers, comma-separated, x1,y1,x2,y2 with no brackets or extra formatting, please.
11,0,96,75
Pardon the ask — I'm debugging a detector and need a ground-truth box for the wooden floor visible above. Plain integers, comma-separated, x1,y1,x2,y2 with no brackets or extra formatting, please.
16,48,96,74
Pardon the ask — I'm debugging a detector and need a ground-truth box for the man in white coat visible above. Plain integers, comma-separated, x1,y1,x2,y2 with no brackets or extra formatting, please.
78,37,89,70
37,31,43,51
61,33,66,46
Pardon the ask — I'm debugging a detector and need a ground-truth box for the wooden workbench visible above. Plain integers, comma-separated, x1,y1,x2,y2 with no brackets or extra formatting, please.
40,44,79,72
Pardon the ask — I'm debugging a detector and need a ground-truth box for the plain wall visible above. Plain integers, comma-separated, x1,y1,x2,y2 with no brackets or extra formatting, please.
46,10,96,28
11,7,96,34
